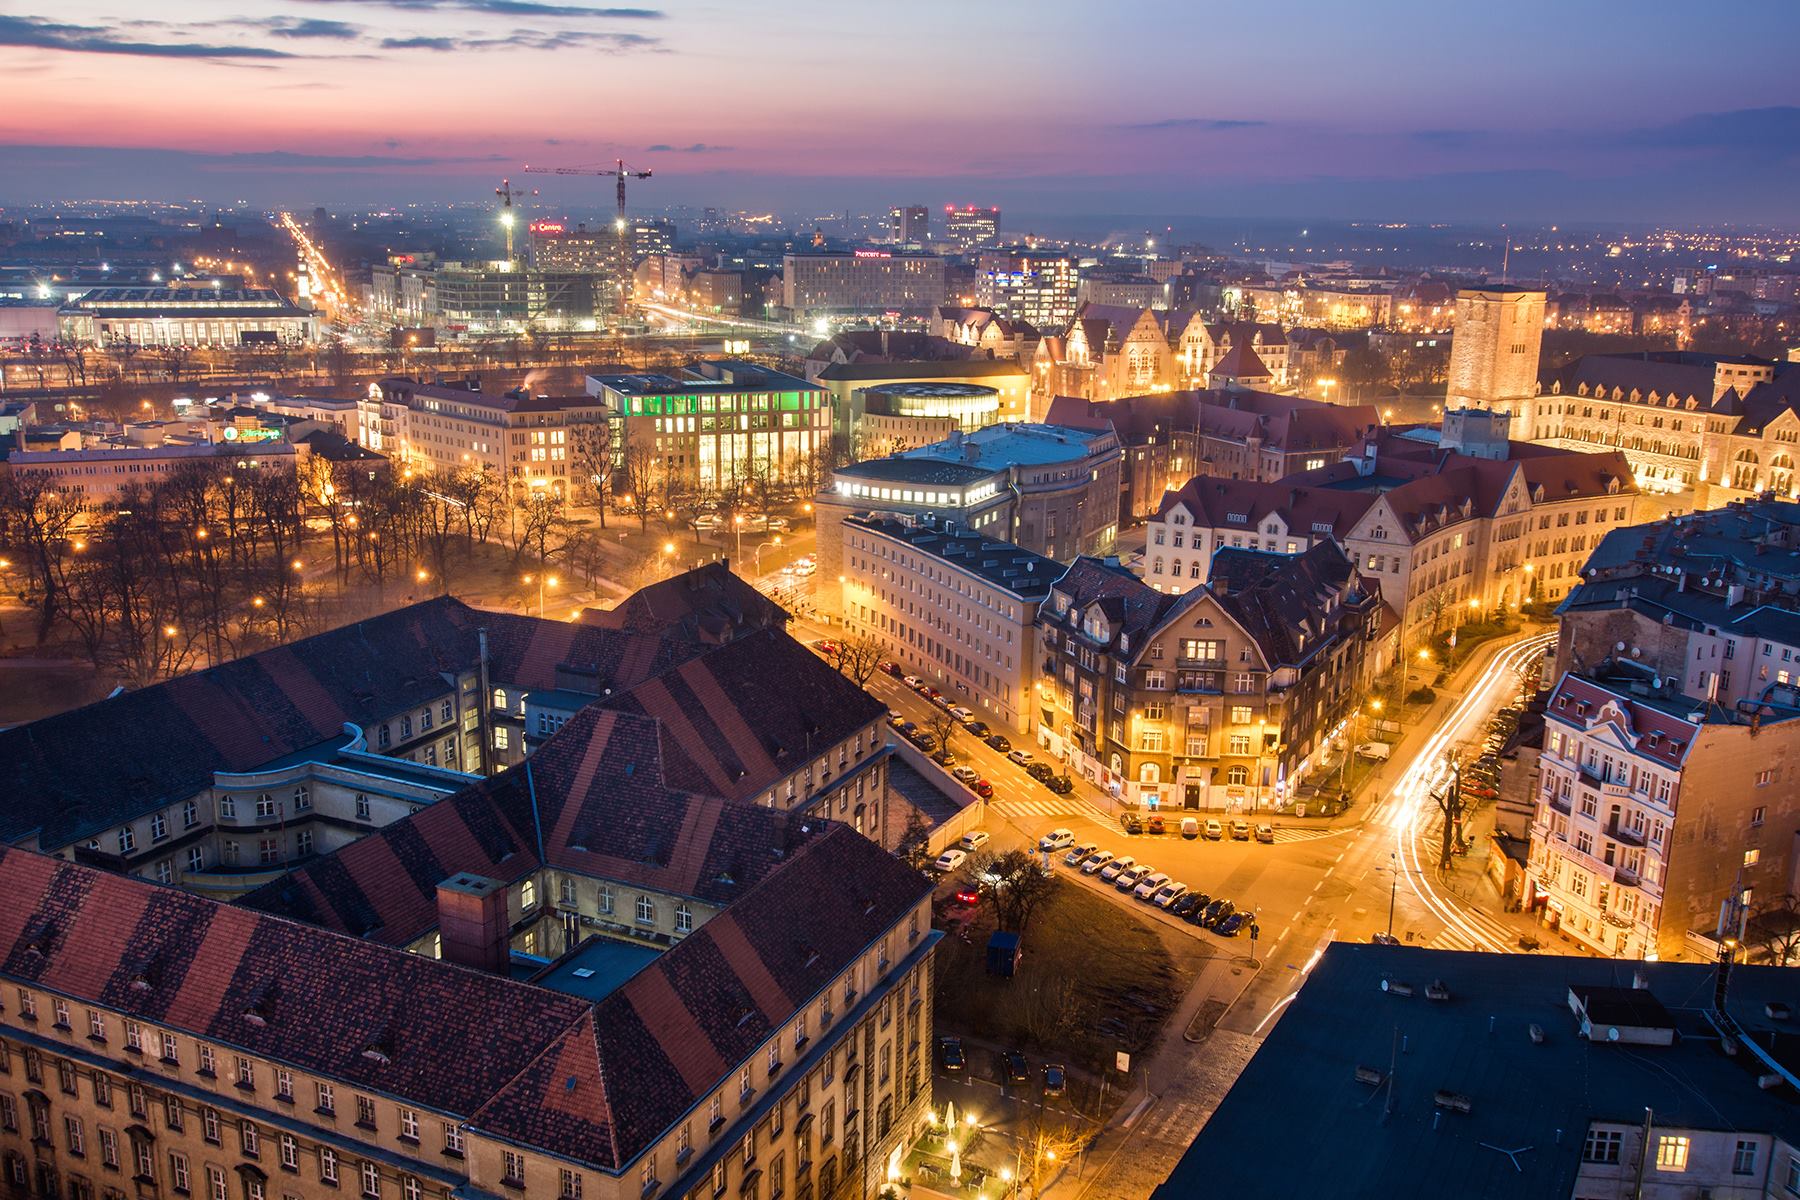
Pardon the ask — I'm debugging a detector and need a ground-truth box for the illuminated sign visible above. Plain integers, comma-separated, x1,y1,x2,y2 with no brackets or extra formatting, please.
852,250,891,259
529,221,566,235
222,426,281,443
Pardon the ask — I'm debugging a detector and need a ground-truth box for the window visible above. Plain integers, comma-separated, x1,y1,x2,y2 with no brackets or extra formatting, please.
88,1009,107,1041
279,1136,297,1171
256,794,277,819
676,903,693,934
355,1095,375,1130
558,1168,582,1200
598,885,614,915
65,1115,85,1156
240,1119,259,1156
709,1095,722,1130
501,1151,524,1187
315,1082,334,1115
1655,1135,1689,1172
170,1152,189,1194
354,794,371,820
99,1128,118,1168
398,1109,417,1142
1229,706,1252,725
182,801,198,828
636,895,654,924
198,1044,216,1076
188,847,205,873
161,1032,179,1063
1746,849,1762,867
235,1057,255,1090
318,1148,338,1186
163,1095,182,1130
16,989,34,1020
150,814,167,842
360,1161,380,1199
208,1166,228,1200
1733,1140,1757,1175
1785,1155,1800,1194
493,727,509,751
202,1107,220,1144
402,1177,422,1200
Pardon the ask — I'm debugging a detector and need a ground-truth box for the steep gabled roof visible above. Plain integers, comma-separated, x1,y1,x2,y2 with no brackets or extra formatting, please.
0,846,591,1117
582,560,789,644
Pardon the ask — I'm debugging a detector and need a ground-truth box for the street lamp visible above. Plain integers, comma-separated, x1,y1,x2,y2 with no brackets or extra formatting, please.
753,536,783,574
523,573,558,615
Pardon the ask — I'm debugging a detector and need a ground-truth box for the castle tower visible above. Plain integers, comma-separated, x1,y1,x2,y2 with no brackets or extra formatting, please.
1446,286,1545,427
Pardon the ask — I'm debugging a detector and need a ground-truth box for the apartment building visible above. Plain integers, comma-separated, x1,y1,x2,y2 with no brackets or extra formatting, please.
1529,671,1800,962
586,360,829,494
1160,943,1800,1199
780,252,947,317
368,377,611,503
1038,543,1383,810
1034,306,1292,404
1143,420,1639,640
841,515,1056,732
1555,499,1800,711
971,248,1078,330
1045,388,1378,522
0,724,936,1200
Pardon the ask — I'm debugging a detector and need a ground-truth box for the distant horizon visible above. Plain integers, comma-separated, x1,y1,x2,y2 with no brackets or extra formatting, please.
3,1,1799,228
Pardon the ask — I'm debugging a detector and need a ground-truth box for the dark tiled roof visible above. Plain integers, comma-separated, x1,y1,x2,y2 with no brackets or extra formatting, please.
0,597,484,849
0,846,590,1116
1208,541,1375,669
583,561,789,643
473,824,929,1169
602,630,887,804
1157,944,1800,1200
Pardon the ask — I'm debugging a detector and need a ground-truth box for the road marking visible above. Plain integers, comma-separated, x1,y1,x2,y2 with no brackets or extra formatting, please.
1275,924,1290,941
1323,866,1335,879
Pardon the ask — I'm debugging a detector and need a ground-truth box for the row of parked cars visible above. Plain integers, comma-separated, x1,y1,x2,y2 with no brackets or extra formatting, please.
1050,831,1253,936
936,1037,1067,1096
1119,812,1274,843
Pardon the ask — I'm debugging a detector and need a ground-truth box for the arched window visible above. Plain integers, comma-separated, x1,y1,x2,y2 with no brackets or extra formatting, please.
1226,766,1249,786
1139,763,1160,784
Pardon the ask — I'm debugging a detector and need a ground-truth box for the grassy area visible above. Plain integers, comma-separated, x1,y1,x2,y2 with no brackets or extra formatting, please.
932,883,1192,1073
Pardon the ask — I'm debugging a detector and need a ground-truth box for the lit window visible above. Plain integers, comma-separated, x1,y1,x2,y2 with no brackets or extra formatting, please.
1655,1135,1690,1172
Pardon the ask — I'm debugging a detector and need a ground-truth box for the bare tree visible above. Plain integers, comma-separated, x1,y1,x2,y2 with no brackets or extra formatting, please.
925,706,960,762
828,632,886,690
962,848,1060,935
1754,893,1800,967
895,805,933,875
0,473,86,643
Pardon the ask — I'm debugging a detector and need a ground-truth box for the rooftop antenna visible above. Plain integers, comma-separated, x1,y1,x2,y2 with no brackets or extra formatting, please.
1501,224,1511,285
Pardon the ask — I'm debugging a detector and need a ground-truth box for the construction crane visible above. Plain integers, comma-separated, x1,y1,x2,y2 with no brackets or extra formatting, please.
494,178,536,265
523,159,653,320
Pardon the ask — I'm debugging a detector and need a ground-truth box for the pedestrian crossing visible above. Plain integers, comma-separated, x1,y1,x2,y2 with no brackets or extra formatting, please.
993,797,1112,824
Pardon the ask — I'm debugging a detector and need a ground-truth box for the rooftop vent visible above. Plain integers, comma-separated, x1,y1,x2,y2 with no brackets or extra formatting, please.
1433,1091,1472,1115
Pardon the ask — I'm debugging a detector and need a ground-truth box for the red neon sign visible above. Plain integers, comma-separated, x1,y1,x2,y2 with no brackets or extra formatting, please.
529,221,566,234
853,250,892,259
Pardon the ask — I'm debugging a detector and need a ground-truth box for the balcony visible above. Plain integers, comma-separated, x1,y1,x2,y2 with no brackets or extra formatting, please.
1176,655,1227,670
1605,819,1645,848
1545,792,1571,815
1613,864,1641,888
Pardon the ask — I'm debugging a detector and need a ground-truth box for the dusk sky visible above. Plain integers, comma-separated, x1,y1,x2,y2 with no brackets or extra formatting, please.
2,0,1798,225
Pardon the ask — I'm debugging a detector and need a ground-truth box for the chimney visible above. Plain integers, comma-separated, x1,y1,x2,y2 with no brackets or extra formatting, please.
436,874,511,974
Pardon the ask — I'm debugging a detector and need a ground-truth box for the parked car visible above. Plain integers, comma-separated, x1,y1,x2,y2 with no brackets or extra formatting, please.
939,1037,966,1072
972,779,993,799
1080,850,1117,874
1230,819,1250,841
958,830,991,852
1153,881,1189,908
985,733,1013,753
1039,828,1076,852
952,765,980,786
881,661,903,677
1132,872,1171,900
1120,812,1144,835
1042,1063,1067,1098
1008,748,1036,767
1371,932,1401,946
1025,761,1054,782
1114,864,1152,891
1254,823,1275,844
1356,742,1393,761
953,886,979,907
1182,897,1213,926
1203,819,1224,841
1145,814,1166,836
1063,841,1099,867
1002,1050,1030,1086
964,720,991,738
888,711,905,727
902,675,923,689
934,848,967,872
1170,893,1204,918
949,706,975,723
1044,774,1073,795
1180,816,1200,840
1215,912,1248,937
1201,898,1236,928
1098,856,1135,882
909,732,938,753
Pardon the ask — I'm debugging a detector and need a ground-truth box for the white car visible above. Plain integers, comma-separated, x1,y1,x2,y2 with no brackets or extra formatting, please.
934,848,967,872
1038,828,1075,852
1204,819,1224,841
951,766,980,786
948,706,975,723
1114,864,1152,892
1152,881,1189,909
1063,841,1098,866
1098,855,1135,882
958,830,991,852
1007,749,1036,767
1133,871,1171,900
902,675,923,689
1356,742,1393,762
1080,849,1116,874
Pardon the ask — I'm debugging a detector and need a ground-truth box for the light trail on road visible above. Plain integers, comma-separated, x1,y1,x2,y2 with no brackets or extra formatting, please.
1387,632,1555,952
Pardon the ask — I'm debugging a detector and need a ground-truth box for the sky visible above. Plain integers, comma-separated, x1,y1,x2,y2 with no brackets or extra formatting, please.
1,0,1798,226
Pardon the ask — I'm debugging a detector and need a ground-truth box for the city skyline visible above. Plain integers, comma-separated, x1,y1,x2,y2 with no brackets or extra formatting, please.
1,0,1798,223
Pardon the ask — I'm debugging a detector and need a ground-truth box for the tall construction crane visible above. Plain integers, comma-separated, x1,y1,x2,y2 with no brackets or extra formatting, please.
494,178,536,265
523,159,653,320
